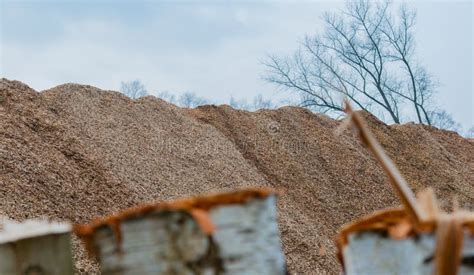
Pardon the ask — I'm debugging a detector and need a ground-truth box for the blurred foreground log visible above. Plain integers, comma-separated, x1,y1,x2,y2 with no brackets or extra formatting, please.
340,223,474,274
0,218,74,274
75,188,286,274
338,102,474,275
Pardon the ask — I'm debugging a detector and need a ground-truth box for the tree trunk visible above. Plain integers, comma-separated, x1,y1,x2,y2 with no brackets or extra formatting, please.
79,190,286,275
0,218,74,275
342,231,474,274
404,59,424,124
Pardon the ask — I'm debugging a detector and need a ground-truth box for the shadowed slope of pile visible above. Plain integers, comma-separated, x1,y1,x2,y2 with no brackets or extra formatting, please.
1,79,473,274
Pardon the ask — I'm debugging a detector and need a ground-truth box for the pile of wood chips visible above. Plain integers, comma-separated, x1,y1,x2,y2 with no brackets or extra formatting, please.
1,78,473,273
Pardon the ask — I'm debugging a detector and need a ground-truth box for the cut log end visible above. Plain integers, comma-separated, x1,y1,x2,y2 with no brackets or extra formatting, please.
0,218,74,275
76,188,287,275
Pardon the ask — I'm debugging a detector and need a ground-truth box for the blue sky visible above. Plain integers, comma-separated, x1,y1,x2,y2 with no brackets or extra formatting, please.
1,0,472,129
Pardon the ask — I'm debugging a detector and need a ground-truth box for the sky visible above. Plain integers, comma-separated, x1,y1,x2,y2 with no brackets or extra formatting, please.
1,0,473,130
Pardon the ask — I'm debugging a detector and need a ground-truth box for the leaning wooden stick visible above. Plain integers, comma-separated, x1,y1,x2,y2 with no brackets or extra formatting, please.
343,100,426,225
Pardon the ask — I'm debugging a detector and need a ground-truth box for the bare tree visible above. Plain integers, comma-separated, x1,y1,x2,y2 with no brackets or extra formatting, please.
230,94,275,111
157,91,177,104
120,80,148,99
429,110,461,132
263,0,435,124
466,127,474,138
229,96,250,110
380,4,434,124
178,92,208,108
252,94,274,110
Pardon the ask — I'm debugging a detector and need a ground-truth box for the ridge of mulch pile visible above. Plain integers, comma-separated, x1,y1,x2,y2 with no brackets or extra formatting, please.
1,78,473,274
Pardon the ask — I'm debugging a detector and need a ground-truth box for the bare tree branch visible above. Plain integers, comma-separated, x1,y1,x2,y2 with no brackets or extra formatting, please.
120,80,148,99
263,0,436,125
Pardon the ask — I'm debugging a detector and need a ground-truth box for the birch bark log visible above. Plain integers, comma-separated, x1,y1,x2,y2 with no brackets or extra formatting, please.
343,231,474,275
0,218,74,275
88,195,286,275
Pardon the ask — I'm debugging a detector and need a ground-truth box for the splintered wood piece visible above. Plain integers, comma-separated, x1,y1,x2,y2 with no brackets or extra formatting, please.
417,188,441,221
435,215,464,275
343,101,425,225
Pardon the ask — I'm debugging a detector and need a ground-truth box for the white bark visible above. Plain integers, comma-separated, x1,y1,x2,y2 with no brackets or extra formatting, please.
89,195,286,274
0,218,74,275
343,231,474,275
208,195,285,274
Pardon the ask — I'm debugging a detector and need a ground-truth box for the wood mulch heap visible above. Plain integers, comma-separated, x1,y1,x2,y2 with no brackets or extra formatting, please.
1,78,473,274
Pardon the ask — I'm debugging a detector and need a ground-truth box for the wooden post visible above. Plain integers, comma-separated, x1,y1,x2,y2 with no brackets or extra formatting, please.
75,188,286,275
0,218,74,275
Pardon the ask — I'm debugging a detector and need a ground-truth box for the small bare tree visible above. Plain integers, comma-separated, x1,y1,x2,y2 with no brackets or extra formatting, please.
264,0,435,124
120,80,148,99
229,96,250,110
229,94,275,111
157,91,177,104
466,127,474,138
252,94,274,110
429,110,461,132
178,92,208,108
